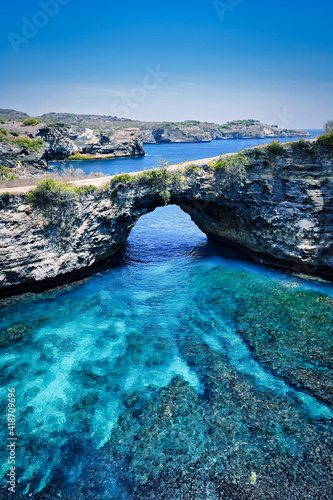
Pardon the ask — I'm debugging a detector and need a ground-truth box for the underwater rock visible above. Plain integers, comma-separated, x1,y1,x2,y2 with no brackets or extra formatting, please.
105,356,333,499
0,322,32,347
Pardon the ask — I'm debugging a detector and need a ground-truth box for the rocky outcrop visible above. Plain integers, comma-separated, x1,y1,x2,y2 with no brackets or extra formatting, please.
0,142,48,175
202,123,311,140
141,126,212,144
33,111,311,143
0,126,145,177
0,139,332,297
142,125,311,144
35,126,145,160
140,122,311,144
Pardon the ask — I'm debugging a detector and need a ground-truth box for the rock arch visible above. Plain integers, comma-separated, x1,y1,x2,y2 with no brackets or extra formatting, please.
0,141,332,297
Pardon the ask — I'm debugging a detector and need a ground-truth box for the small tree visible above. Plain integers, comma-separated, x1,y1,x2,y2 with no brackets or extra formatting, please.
20,118,41,127
324,120,333,134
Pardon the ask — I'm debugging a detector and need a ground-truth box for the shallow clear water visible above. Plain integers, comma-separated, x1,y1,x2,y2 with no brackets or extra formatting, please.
1,131,332,499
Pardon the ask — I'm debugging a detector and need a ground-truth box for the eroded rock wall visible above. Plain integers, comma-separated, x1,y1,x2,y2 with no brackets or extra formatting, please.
0,141,332,296
36,126,145,160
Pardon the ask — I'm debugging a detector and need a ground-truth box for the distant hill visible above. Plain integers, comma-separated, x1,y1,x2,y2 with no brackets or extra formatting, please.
0,108,30,121
0,109,311,143
35,114,311,142
37,112,131,127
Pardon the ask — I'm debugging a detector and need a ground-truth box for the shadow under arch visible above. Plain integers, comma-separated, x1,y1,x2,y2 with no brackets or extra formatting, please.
109,203,256,270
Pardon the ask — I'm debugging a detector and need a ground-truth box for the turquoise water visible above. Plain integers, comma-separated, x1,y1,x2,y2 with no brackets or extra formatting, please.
1,131,333,499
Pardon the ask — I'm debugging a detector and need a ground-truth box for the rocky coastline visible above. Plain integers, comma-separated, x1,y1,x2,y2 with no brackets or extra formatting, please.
140,122,311,144
0,110,312,146
0,124,145,176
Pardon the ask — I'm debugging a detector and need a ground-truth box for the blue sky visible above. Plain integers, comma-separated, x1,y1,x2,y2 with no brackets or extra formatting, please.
0,0,332,127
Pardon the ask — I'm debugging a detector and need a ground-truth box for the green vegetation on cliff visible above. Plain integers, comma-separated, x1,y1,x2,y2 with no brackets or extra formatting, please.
68,153,122,160
317,132,333,148
0,135,44,152
110,164,186,206
111,166,184,189
21,118,41,127
110,174,132,184
324,120,333,134
265,141,285,156
219,119,260,129
26,178,97,207
213,151,250,170
0,165,18,181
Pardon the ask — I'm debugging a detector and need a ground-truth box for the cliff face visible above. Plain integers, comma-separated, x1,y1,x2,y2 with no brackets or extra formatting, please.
36,126,145,160
0,126,145,177
141,123,311,144
0,142,49,175
141,126,212,144
31,110,311,143
0,140,332,296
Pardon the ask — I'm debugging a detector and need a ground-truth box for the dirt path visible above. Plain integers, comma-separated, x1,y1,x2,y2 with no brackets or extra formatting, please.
0,157,220,195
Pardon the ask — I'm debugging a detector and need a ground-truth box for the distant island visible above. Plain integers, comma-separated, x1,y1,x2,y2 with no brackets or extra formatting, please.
0,109,311,144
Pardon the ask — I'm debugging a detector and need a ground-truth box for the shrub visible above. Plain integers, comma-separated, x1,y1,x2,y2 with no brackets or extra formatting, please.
110,173,132,185
15,138,43,152
0,135,44,152
0,120,5,124
136,168,184,189
14,138,43,152
0,192,11,203
20,118,41,127
110,188,118,201
266,141,284,156
0,128,7,135
291,138,307,150
213,151,250,170
136,168,169,187
10,131,19,137
68,154,96,160
250,147,263,160
324,120,333,134
185,163,200,174
110,165,185,196
0,165,19,181
68,153,118,160
317,132,333,148
160,189,171,205
26,178,96,208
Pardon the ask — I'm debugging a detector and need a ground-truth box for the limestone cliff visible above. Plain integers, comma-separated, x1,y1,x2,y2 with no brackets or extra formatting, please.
31,111,311,143
0,139,332,297
140,122,311,144
140,126,212,144
35,126,145,160
0,141,48,175
0,125,145,177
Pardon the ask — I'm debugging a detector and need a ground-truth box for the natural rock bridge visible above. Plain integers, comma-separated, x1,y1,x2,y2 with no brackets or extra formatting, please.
0,140,332,297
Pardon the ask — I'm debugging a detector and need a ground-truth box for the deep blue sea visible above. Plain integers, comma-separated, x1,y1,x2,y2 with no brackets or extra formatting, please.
49,130,323,176
1,131,333,499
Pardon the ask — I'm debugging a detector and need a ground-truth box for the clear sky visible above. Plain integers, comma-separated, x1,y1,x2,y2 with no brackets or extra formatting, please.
0,0,332,127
